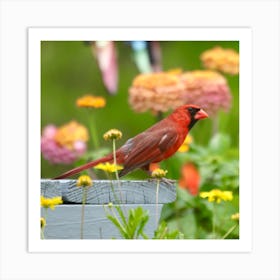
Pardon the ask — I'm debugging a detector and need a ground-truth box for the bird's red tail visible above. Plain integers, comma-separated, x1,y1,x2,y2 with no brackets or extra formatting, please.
53,154,113,179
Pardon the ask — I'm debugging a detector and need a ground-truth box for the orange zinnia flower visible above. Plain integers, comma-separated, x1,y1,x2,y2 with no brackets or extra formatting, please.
129,72,185,114
200,46,239,75
54,121,89,150
76,95,106,108
179,163,200,195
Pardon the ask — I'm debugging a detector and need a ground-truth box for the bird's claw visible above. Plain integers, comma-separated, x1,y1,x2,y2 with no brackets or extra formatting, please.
161,177,177,186
147,177,177,186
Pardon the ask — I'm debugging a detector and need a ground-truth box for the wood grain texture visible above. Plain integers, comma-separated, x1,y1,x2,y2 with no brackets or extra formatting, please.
41,179,177,204
40,180,176,239
41,204,163,239
41,179,62,197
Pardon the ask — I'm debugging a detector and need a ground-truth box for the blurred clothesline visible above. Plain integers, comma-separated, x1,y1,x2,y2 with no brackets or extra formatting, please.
88,41,162,94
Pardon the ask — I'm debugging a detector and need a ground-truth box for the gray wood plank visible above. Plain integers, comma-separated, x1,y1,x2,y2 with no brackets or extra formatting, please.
41,204,163,239
41,179,62,197
41,179,176,204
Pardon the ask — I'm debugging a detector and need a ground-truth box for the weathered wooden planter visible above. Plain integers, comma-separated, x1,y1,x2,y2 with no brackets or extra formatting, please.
41,179,176,239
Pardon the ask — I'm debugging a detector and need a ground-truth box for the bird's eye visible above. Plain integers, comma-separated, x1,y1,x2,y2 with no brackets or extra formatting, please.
187,107,199,116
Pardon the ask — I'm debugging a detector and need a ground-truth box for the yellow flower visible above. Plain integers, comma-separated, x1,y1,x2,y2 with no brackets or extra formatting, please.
94,162,124,173
107,202,113,208
151,168,168,179
76,175,93,187
103,129,123,141
200,46,239,75
231,212,240,221
177,135,193,152
54,121,89,149
199,189,233,203
76,95,106,108
40,217,46,228
40,196,63,210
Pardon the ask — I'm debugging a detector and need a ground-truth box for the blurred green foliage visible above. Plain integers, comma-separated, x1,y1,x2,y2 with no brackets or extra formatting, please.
160,132,239,239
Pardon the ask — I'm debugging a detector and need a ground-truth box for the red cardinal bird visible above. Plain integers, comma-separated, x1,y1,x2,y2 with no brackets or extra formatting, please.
53,104,208,179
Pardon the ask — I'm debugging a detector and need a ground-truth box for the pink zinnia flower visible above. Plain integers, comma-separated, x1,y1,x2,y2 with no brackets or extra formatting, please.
180,70,232,116
41,121,88,164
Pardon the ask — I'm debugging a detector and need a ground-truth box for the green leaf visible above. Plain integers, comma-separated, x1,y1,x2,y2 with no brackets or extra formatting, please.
115,205,128,228
153,221,184,239
106,215,128,238
209,133,231,154
106,206,149,239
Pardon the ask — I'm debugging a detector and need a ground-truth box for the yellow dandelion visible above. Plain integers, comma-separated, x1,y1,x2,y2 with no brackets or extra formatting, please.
76,175,93,187
40,196,63,210
199,189,233,203
231,213,240,221
40,217,46,228
94,162,124,173
177,135,193,153
76,95,106,108
103,129,123,141
151,168,168,179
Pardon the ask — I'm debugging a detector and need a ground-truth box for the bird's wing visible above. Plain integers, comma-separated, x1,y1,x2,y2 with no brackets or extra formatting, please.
120,126,179,174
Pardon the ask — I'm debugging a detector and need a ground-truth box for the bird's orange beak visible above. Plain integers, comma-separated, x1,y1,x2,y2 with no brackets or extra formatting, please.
194,109,208,120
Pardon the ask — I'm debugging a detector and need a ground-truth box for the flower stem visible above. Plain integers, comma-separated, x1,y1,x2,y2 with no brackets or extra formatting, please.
113,139,124,203
111,207,127,235
112,139,118,178
87,109,99,149
44,208,48,221
41,208,48,239
222,223,238,239
156,111,163,122
155,179,160,227
80,186,88,239
212,203,216,238
41,228,45,239
212,115,219,136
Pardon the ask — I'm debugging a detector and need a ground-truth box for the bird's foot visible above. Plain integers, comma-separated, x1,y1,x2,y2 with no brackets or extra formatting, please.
148,177,177,186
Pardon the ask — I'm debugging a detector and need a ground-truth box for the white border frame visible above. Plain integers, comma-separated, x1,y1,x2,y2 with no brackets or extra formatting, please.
1,1,279,279
28,27,252,253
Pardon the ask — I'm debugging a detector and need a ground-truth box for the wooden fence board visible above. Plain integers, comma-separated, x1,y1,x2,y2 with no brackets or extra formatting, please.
40,179,177,239
41,204,163,239
41,179,177,204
